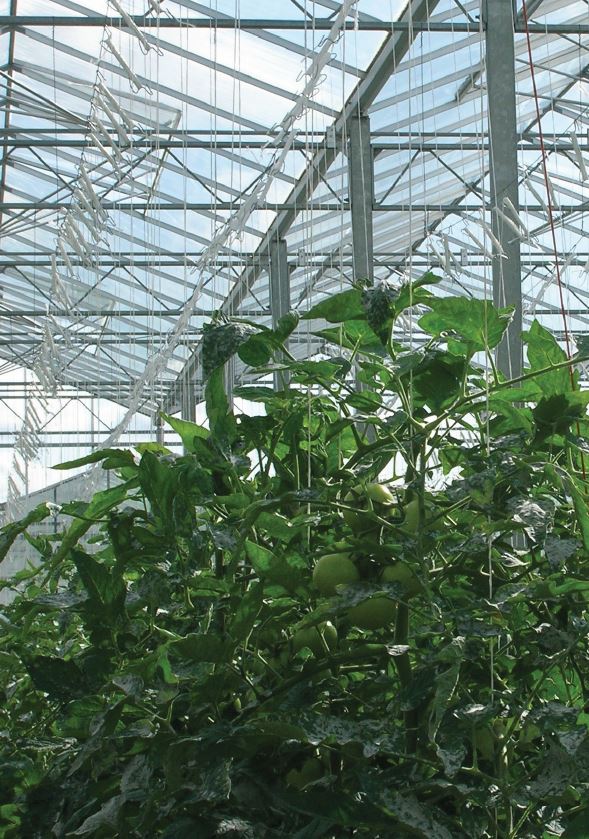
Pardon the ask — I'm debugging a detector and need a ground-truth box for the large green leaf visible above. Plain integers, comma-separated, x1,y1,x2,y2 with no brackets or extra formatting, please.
161,412,208,453
201,320,258,379
52,449,136,471
302,288,365,323
419,297,513,352
524,320,572,396
205,365,236,442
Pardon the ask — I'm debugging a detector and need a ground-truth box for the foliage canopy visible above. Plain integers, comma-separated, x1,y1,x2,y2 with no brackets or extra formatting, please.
2,275,589,837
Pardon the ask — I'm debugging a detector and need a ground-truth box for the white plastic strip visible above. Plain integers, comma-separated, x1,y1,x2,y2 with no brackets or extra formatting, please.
109,0,153,54
570,131,588,181
105,34,150,94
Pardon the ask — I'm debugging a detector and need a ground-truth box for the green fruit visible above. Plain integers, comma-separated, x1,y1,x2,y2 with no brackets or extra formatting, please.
348,595,395,629
313,554,359,596
286,758,323,790
293,621,338,655
233,698,242,712
364,483,395,505
403,498,420,533
342,484,394,533
342,489,371,532
382,563,422,597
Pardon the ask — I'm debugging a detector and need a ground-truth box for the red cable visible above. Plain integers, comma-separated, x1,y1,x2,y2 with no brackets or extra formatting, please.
520,0,586,478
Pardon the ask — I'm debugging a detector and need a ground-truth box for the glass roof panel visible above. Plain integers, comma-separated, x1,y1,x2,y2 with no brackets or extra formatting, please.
1,0,589,503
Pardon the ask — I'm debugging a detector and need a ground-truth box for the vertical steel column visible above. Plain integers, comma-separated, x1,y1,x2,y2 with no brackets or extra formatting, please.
348,114,374,283
223,357,235,409
485,0,522,378
155,411,164,445
180,375,196,423
270,238,290,390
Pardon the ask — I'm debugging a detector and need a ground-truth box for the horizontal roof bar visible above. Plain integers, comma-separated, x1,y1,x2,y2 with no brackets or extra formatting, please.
0,16,587,34
2,139,589,151
0,202,586,212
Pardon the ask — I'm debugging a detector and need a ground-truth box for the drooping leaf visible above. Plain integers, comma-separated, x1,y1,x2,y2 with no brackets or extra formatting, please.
52,449,136,471
0,502,52,561
205,366,237,442
202,320,258,379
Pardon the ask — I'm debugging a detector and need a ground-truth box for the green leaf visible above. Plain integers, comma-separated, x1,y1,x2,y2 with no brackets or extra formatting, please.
171,634,234,663
228,582,264,642
24,656,88,701
524,320,572,396
272,311,299,343
302,288,365,323
238,333,273,367
315,320,384,354
429,661,462,743
563,809,589,837
245,540,301,590
71,548,126,620
381,792,453,839
533,393,589,442
70,795,124,835
419,297,513,352
138,450,178,528
0,502,52,561
569,477,589,553
205,366,236,442
53,481,135,564
160,412,208,452
256,511,296,542
202,320,257,379
233,385,278,403
52,449,136,470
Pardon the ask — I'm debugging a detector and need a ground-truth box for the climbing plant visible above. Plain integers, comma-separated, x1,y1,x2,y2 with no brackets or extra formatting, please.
2,274,589,837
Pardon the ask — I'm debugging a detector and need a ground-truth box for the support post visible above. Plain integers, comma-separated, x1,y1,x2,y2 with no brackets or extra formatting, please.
180,375,196,423
155,411,164,445
269,238,290,390
485,0,522,378
348,113,374,284
348,114,376,439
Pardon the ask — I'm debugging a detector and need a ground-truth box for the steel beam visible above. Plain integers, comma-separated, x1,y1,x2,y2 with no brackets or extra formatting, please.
349,114,374,283
2,138,589,151
485,0,522,378
269,238,290,390
0,16,588,34
0,202,585,213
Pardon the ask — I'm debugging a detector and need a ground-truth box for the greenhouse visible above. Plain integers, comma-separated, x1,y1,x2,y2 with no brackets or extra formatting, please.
2,0,589,835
